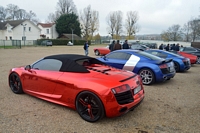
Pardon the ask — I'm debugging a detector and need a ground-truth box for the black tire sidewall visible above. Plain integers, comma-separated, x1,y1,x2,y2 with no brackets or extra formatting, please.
76,91,104,122
9,73,24,94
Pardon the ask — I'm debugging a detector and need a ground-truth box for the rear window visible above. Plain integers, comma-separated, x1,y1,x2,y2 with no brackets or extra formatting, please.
137,51,163,61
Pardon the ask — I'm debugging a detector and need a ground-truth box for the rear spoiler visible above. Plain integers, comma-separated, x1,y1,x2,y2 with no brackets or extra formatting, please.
157,58,173,65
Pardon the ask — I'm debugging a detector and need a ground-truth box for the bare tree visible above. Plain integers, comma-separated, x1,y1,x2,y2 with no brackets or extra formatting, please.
56,0,77,15
46,12,59,23
79,5,92,40
90,10,99,40
0,6,7,22
114,11,123,37
182,21,191,42
106,12,117,39
15,9,26,20
161,24,182,41
6,4,19,20
125,11,139,39
189,18,200,42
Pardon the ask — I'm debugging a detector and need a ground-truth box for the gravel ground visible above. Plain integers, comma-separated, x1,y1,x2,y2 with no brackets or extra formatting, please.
0,46,199,133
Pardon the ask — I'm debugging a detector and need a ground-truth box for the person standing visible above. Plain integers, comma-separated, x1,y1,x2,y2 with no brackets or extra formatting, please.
122,40,130,49
175,43,180,51
113,40,122,51
84,41,89,56
159,44,164,50
165,44,170,51
109,40,115,52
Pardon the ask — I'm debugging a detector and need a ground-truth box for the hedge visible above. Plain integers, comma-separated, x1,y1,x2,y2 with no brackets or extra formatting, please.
37,39,91,46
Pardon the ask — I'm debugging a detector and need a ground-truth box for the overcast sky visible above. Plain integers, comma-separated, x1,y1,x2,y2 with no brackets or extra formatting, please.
1,0,200,35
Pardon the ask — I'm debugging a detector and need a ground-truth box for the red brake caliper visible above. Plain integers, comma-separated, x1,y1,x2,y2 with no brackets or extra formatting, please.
79,98,94,119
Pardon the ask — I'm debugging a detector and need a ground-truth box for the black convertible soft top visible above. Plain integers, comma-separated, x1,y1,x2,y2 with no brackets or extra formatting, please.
44,54,105,73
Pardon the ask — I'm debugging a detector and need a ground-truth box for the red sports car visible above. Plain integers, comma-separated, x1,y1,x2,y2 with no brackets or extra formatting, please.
169,50,198,64
178,51,197,64
8,54,144,122
94,46,110,56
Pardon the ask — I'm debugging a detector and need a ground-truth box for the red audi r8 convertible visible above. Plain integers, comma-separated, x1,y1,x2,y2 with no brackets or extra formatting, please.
8,54,144,122
94,46,110,56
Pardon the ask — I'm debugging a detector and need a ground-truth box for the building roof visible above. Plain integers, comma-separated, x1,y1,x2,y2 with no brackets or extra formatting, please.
60,34,83,40
37,23,55,28
0,20,26,30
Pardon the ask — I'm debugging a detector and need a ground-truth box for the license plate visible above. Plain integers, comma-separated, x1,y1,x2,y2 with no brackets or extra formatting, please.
134,85,141,94
170,66,174,72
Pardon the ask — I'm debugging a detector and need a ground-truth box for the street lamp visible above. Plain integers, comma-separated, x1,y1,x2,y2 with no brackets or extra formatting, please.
21,23,27,46
71,28,74,45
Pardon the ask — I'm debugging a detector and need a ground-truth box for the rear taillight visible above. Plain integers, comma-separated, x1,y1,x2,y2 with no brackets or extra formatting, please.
111,84,131,94
159,64,167,69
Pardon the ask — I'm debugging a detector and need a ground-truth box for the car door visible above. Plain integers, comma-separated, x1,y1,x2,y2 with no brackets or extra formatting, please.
22,59,63,96
104,52,131,69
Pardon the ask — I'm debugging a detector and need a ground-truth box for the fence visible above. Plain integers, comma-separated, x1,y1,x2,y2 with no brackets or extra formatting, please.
0,40,37,49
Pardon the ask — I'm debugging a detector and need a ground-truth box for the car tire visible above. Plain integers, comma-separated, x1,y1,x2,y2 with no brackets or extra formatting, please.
174,61,180,72
139,68,155,85
95,50,100,56
76,91,105,122
9,73,24,94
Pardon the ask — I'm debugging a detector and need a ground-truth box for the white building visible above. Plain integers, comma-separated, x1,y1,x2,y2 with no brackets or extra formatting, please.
0,20,41,40
37,23,59,39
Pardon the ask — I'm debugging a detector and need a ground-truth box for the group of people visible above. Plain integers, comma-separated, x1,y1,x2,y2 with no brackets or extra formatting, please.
109,40,130,52
83,40,130,56
159,43,183,51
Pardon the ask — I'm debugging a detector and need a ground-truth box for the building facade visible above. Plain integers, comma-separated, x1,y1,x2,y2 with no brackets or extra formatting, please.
0,20,41,40
37,23,59,39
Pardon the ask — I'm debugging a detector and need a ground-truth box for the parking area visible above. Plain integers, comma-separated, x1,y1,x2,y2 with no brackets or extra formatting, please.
0,46,199,133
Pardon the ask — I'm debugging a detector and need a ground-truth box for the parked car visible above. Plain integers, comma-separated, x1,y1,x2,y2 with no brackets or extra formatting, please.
146,49,191,72
130,43,150,51
143,43,157,49
169,50,198,64
41,40,52,46
8,54,144,122
179,47,200,64
93,45,110,56
67,41,73,46
97,49,176,85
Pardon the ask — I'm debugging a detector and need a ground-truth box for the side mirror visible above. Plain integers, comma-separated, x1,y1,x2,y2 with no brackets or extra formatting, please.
25,65,31,71
103,56,107,60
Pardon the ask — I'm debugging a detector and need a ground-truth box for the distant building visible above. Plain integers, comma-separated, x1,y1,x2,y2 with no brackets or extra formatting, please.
0,19,41,40
37,23,58,39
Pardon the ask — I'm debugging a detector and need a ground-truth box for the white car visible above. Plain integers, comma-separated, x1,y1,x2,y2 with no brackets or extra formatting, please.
67,41,73,46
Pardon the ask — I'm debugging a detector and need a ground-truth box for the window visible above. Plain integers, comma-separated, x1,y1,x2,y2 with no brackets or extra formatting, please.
106,52,131,60
10,36,12,40
145,51,167,59
22,36,26,41
23,27,26,31
29,27,31,31
145,51,167,60
46,29,50,34
32,59,62,71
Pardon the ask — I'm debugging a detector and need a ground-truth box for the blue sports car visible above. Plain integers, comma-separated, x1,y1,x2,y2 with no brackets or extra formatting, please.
145,49,191,72
97,50,176,85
